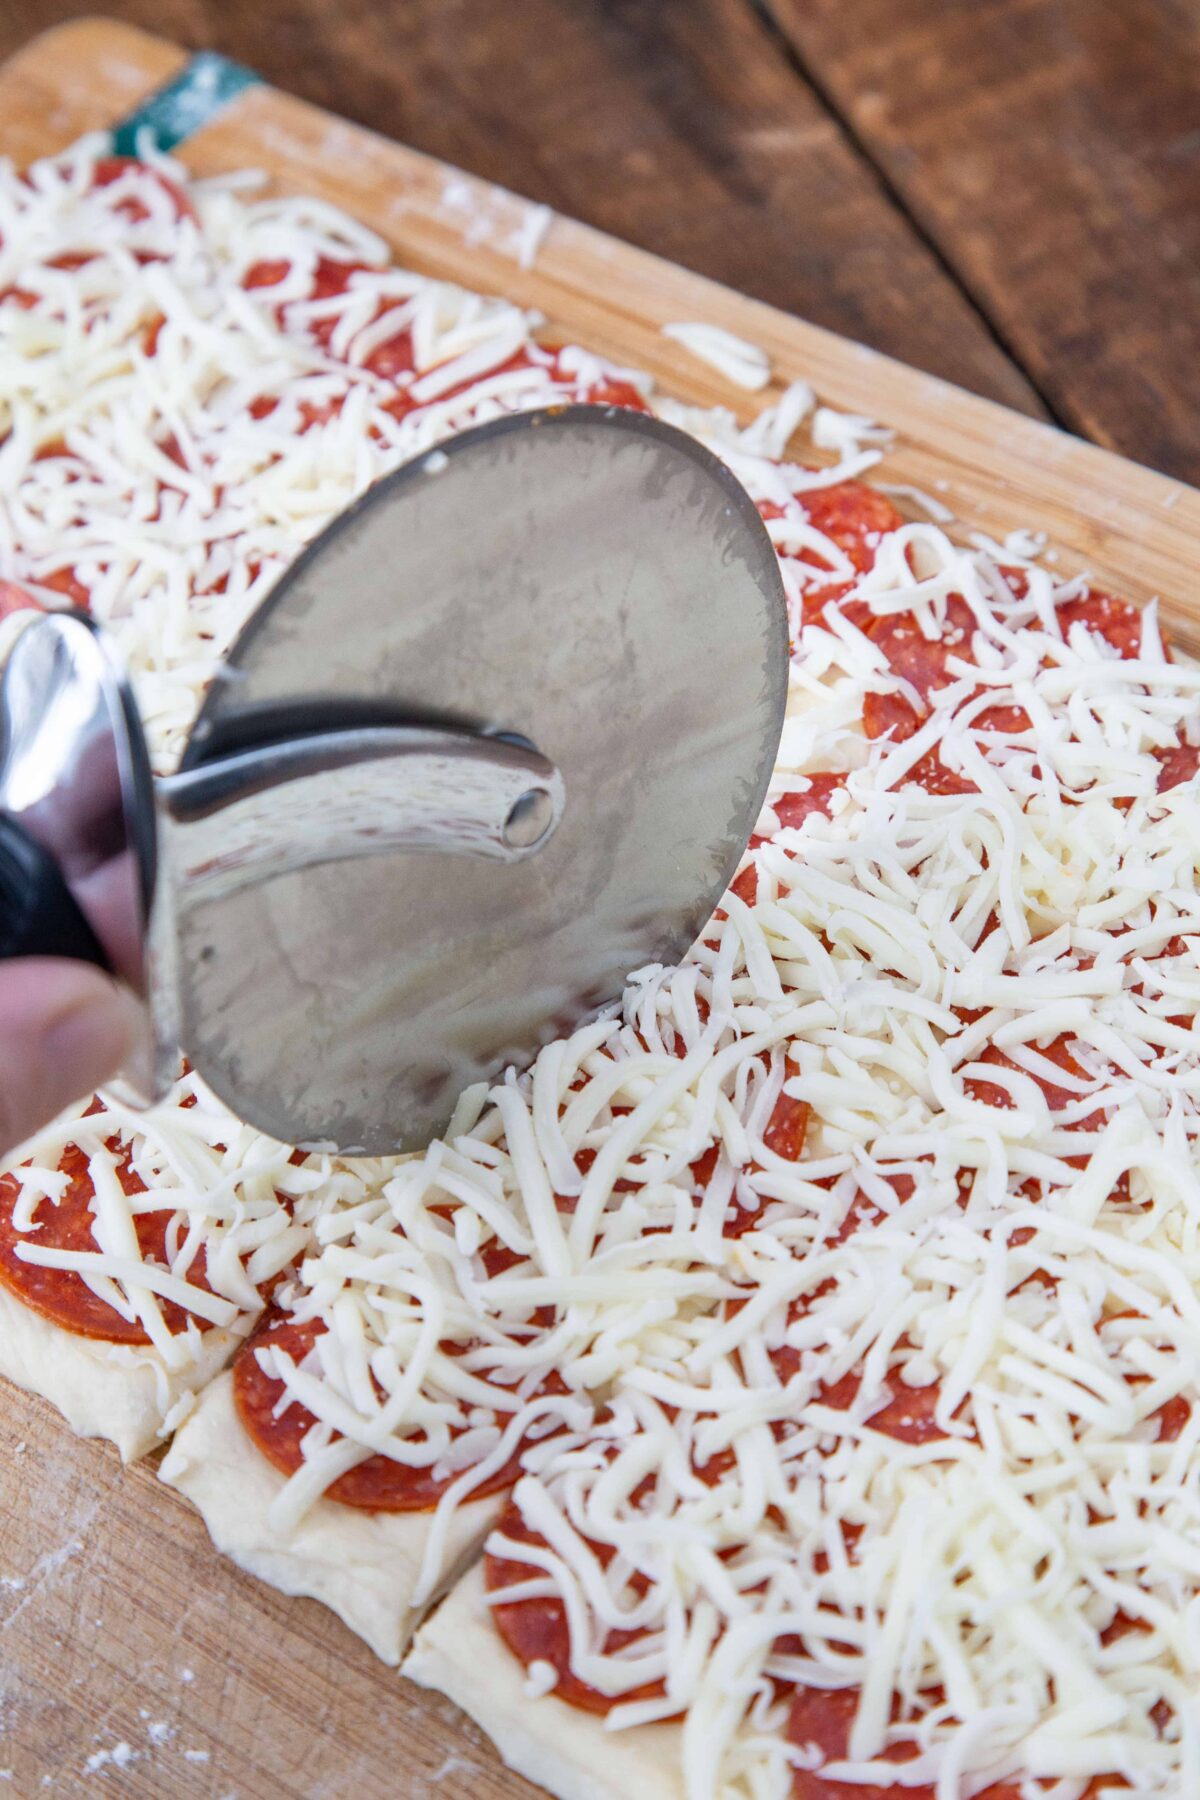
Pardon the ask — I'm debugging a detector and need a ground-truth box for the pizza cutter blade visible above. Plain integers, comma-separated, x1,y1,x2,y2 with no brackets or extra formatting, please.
0,406,787,1153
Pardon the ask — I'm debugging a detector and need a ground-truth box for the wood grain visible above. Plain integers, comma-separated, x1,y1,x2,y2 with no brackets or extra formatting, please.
0,1387,534,1799
0,0,1046,418
10,19,1190,633
0,18,1199,1799
761,0,1200,485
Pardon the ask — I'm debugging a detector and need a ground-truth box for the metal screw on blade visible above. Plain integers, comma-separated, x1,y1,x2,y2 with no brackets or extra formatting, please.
503,787,555,850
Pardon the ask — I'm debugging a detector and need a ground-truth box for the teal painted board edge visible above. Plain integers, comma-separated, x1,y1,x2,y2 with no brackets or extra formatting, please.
111,51,260,157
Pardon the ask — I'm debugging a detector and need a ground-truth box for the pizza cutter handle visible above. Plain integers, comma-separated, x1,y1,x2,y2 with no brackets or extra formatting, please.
161,723,565,906
0,812,110,968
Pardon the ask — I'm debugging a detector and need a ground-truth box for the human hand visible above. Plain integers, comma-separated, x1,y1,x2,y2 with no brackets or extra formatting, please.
0,959,144,1158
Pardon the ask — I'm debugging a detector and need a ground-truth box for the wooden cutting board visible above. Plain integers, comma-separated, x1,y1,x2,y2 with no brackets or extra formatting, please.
0,20,1197,1800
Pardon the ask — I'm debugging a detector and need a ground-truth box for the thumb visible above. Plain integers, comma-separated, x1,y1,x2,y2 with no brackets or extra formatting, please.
0,959,145,1158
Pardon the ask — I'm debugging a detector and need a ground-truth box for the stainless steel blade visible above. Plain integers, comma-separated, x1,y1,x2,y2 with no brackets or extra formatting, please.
177,405,788,1152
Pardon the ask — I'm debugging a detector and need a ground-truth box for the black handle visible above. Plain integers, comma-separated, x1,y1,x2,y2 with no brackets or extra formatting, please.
0,814,110,969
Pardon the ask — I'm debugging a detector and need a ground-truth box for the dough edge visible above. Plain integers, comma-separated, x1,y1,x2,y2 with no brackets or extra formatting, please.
0,1279,237,1461
159,1369,499,1665
404,1559,686,1800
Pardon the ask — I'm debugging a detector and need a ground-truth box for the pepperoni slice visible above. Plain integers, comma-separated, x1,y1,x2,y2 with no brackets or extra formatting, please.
544,352,651,415
38,567,90,609
775,774,845,832
91,156,196,225
758,484,900,638
1155,743,1200,793
0,1128,219,1341
966,1035,1098,1121
244,258,406,362
233,1310,549,1512
1104,1313,1195,1442
243,259,291,290
1152,1393,1192,1442
788,1686,1043,1799
364,328,416,383
863,598,977,742
756,1183,912,1384
751,773,846,848
788,1687,932,1800
799,483,903,577
756,1186,894,1382
869,601,1028,730
690,1060,809,1237
244,256,376,352
485,1498,671,1716
815,1361,949,1445
728,863,761,909
0,581,41,621
1000,559,1142,672
862,597,1030,792
1057,589,1145,660
763,1071,809,1163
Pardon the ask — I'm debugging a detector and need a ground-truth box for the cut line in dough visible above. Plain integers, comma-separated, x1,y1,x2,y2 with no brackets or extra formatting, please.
160,1371,502,1665
404,1559,685,1800
0,1281,240,1462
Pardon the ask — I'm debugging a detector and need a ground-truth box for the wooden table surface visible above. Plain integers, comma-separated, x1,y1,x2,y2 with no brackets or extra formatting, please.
1,0,1198,485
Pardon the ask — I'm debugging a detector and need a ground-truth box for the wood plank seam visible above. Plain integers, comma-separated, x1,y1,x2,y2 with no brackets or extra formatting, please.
746,0,1069,431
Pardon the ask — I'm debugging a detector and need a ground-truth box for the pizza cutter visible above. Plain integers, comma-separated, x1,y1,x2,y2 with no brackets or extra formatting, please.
0,406,787,1154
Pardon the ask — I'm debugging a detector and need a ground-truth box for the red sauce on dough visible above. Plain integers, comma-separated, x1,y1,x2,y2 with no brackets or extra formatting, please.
0,1123,221,1341
485,1498,672,1716
232,1309,553,1512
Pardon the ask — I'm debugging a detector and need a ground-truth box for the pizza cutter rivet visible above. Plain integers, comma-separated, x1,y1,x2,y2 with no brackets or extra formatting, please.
503,787,555,850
